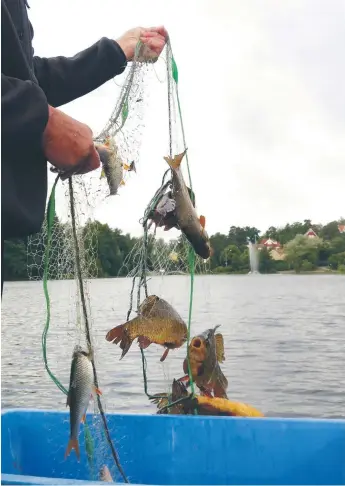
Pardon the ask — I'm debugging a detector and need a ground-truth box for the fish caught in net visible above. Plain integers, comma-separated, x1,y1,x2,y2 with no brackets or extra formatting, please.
24,37,261,484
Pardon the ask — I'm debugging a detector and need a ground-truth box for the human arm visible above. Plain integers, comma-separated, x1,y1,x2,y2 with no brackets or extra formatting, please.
1,74,49,157
33,37,127,108
1,74,99,174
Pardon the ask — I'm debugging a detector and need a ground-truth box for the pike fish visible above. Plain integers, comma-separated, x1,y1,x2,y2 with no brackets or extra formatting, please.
181,325,228,398
106,295,187,362
95,137,135,196
164,149,211,259
65,346,101,461
152,380,263,417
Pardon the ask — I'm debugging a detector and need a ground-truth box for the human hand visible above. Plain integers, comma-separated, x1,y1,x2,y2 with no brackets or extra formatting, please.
116,26,168,62
43,106,100,180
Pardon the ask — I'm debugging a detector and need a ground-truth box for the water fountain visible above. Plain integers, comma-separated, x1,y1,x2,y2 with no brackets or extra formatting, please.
248,238,260,274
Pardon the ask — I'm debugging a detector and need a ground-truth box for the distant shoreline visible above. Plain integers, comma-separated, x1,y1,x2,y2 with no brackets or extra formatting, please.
3,269,344,283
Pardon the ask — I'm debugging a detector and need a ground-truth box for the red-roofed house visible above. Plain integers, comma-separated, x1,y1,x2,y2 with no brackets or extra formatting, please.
304,228,318,238
258,238,281,249
338,225,345,234
258,238,285,260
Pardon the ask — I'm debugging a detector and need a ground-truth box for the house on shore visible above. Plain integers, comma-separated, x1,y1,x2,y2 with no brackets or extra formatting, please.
304,228,318,238
258,238,285,260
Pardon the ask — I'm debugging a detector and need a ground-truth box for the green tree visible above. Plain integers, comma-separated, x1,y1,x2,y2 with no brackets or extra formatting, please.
258,247,275,273
284,234,321,273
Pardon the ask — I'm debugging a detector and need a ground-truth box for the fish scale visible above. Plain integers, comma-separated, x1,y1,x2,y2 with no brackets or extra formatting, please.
65,348,95,460
106,295,187,362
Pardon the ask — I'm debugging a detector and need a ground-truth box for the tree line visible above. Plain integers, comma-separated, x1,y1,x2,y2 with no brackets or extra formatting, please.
3,218,345,281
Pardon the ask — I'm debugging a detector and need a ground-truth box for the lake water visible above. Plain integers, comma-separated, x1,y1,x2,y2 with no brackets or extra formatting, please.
1,275,345,418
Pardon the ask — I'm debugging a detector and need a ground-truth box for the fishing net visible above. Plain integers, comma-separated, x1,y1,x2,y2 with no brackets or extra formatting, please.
25,39,206,482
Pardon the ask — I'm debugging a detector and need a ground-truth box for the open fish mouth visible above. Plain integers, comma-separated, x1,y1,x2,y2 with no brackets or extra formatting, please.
191,337,202,348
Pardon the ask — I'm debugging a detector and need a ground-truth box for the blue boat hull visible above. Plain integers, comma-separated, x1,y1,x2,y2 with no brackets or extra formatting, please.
1,409,345,485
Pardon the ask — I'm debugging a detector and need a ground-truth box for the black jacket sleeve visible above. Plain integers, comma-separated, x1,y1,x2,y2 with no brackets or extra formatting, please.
33,37,128,108
1,74,49,155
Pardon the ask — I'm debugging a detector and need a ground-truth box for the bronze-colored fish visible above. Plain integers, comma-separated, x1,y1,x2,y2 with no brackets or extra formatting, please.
181,325,228,398
164,150,211,259
106,295,187,362
151,380,264,417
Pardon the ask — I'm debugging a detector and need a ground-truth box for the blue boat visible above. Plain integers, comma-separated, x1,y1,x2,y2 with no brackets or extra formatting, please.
1,409,345,485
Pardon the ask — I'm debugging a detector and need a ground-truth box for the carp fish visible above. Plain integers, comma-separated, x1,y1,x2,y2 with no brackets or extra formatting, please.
95,137,135,196
181,325,228,398
65,346,101,461
163,149,211,259
152,379,264,417
106,295,187,362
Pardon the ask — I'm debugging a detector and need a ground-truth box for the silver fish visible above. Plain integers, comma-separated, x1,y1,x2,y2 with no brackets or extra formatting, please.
65,345,101,461
164,150,211,259
95,138,135,196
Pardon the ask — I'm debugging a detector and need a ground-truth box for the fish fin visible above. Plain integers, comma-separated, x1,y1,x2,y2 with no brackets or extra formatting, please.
215,333,225,362
65,438,80,461
199,215,206,229
129,160,136,173
160,348,170,362
163,149,187,170
120,179,125,186
138,336,151,349
81,413,86,424
92,386,102,396
106,323,134,359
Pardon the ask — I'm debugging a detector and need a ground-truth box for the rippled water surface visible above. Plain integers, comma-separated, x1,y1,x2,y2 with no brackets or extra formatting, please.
2,275,344,418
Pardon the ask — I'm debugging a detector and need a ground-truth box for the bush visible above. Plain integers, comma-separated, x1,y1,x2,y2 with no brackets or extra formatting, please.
338,264,345,274
300,260,315,272
213,266,232,274
274,260,290,272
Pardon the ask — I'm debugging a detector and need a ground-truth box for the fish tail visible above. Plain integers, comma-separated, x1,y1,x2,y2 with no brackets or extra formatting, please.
128,160,136,173
163,149,187,170
106,323,134,359
65,438,80,461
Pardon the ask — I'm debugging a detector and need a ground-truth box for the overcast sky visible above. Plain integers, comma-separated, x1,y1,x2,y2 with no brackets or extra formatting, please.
29,0,345,237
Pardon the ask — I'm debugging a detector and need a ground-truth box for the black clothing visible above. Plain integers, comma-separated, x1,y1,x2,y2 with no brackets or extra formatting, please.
1,0,127,239
1,0,127,293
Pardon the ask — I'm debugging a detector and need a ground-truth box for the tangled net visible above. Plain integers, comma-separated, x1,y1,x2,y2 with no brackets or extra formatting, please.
26,39,207,482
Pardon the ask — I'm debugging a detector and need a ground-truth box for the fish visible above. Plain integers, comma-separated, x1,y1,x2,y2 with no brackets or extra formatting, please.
150,379,192,415
65,345,101,461
151,380,264,417
100,465,114,482
147,186,195,232
180,325,228,398
163,149,211,259
95,137,135,196
106,295,187,362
